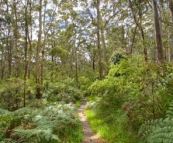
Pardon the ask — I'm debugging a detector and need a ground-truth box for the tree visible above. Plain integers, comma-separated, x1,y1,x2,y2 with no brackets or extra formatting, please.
152,0,163,62
168,0,173,62
96,0,103,80
128,0,148,61
35,0,42,99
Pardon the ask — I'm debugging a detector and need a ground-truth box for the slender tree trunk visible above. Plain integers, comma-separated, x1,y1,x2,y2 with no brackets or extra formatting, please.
1,46,4,80
168,0,173,62
35,0,42,99
24,0,29,107
92,45,95,71
13,0,19,77
41,51,44,85
169,0,173,21
8,35,12,77
75,46,78,85
130,25,137,57
6,0,12,77
100,23,108,73
51,43,54,83
152,0,163,62
28,0,32,79
41,1,47,85
96,0,103,80
129,0,147,61
139,19,148,61
168,28,171,62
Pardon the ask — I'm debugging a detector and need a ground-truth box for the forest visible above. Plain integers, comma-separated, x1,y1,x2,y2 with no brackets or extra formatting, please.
1,0,173,142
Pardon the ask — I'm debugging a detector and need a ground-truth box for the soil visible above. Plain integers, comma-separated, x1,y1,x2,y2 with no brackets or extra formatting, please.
78,98,105,143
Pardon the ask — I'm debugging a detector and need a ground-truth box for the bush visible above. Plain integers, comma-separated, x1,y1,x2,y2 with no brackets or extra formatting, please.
139,101,173,143
0,78,24,110
44,78,82,103
0,103,82,143
87,56,173,142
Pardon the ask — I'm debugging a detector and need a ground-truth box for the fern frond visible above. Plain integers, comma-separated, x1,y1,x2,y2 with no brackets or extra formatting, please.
139,100,173,143
166,101,173,118
13,126,60,143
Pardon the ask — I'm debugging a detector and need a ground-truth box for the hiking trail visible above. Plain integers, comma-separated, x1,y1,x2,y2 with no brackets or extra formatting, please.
78,98,105,143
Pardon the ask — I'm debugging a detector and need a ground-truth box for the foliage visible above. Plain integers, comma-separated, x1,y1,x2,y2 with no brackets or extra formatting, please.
44,78,82,103
139,101,173,143
0,103,82,143
78,76,92,91
110,53,127,65
49,46,68,57
0,78,24,110
87,55,173,142
85,105,138,143
0,78,40,110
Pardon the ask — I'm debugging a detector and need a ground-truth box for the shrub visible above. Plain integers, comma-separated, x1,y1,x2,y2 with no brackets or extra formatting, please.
0,103,82,143
139,101,173,143
44,78,82,103
87,56,173,142
0,78,24,110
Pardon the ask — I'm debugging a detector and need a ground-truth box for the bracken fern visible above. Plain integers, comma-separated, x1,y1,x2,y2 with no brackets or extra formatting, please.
0,103,81,143
139,101,173,143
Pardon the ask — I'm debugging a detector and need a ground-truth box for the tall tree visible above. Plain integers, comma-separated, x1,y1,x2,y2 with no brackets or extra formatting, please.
128,0,148,61
168,0,173,62
152,0,163,62
96,0,103,80
35,0,42,99
169,0,173,21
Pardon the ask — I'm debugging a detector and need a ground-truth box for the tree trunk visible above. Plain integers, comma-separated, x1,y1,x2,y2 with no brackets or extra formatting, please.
35,0,42,99
100,22,108,73
169,0,173,21
6,1,12,77
1,46,5,80
168,0,173,62
13,0,19,77
28,0,32,79
128,0,147,61
92,45,95,71
129,25,137,57
8,35,12,78
152,0,163,62
96,0,103,80
168,28,171,62
24,0,29,107
41,1,47,85
75,46,78,85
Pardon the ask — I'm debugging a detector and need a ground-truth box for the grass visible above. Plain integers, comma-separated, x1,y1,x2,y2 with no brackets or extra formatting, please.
84,108,139,143
75,99,82,107
85,95,98,101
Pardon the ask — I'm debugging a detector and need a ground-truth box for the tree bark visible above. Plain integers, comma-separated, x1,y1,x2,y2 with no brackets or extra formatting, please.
6,0,12,77
152,0,163,62
96,0,103,80
24,0,29,107
35,0,42,99
13,0,19,77
1,45,5,80
168,0,173,62
169,0,173,21
28,0,32,79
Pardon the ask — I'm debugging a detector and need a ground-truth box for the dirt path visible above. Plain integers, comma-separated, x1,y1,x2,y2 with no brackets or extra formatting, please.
78,98,105,143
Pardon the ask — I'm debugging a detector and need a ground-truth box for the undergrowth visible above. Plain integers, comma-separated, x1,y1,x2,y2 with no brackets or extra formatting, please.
85,102,138,143
0,103,82,143
85,54,173,142
139,101,173,143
